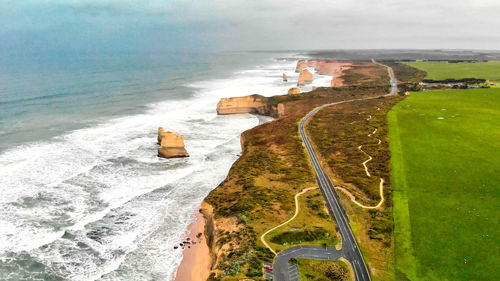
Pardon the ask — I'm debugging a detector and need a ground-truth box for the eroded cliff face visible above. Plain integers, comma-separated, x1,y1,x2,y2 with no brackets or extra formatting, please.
201,201,245,277
295,60,308,72
295,60,352,86
287,87,301,95
157,128,189,158
331,65,351,87
297,69,314,86
216,95,270,115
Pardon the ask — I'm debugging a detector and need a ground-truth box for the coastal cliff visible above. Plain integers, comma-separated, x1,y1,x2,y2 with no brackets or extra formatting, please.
202,85,387,279
287,87,301,95
175,59,395,280
216,95,270,115
295,59,350,76
157,128,189,158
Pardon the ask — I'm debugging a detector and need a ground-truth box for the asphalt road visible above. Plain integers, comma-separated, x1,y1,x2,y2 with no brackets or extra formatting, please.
273,246,343,280
272,62,397,281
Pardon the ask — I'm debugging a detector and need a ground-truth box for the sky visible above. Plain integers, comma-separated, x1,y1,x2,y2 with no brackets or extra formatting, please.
1,0,499,55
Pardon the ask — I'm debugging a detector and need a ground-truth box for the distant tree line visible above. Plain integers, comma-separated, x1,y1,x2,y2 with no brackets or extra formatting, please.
422,78,486,84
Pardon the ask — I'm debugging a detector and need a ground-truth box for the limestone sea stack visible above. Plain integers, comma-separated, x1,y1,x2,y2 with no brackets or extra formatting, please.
295,60,308,72
283,73,288,82
216,95,269,115
297,69,313,86
157,127,189,158
287,87,301,95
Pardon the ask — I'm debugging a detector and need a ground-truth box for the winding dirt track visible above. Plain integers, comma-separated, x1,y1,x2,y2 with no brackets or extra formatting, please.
334,116,385,209
260,186,318,255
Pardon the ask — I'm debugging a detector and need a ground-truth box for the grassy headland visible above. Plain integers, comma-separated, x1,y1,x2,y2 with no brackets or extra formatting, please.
388,88,500,280
340,63,391,87
265,188,338,252
204,85,389,280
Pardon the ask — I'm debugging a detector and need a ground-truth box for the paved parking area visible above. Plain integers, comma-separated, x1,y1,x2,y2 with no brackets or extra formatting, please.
288,263,300,281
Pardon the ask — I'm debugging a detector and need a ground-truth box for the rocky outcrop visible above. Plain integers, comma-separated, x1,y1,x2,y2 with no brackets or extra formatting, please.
216,95,269,115
157,128,189,158
282,73,288,82
297,69,313,86
296,60,352,77
287,87,301,95
312,86,317,90
277,103,285,117
295,60,308,72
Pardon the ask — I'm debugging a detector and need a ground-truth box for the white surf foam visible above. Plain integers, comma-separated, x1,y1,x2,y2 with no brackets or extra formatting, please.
0,55,303,280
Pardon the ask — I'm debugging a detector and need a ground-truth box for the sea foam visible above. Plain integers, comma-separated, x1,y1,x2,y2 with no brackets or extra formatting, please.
0,54,331,280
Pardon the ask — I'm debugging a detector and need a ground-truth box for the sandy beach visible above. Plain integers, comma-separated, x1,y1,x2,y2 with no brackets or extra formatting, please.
174,211,211,281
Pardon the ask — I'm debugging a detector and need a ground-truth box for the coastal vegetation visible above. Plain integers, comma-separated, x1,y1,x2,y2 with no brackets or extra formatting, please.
380,61,427,83
204,85,388,280
388,89,500,280
294,258,351,281
306,96,402,280
265,188,338,252
404,61,500,81
339,63,391,87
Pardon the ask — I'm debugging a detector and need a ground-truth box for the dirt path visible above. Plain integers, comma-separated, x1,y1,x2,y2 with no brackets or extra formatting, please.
336,116,385,209
335,178,385,209
260,186,318,255
358,145,373,177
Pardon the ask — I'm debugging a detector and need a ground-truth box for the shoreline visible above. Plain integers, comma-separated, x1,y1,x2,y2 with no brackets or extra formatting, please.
171,60,350,279
173,210,211,281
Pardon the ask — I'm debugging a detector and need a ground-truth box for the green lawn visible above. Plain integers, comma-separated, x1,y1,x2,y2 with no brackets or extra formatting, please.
388,88,500,280
405,61,500,81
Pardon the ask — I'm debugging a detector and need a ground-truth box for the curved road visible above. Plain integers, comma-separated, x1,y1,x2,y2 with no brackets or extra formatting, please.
272,61,397,281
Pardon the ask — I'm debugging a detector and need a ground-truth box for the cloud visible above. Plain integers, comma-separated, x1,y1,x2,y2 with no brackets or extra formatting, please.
0,0,499,55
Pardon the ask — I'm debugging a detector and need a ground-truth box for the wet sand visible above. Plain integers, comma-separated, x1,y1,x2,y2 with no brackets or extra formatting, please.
174,211,211,281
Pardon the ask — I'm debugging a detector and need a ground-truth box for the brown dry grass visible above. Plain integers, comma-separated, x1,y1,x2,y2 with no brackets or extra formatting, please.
204,86,388,280
306,96,403,281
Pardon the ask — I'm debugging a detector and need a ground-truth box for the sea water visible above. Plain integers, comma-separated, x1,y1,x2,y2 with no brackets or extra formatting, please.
0,51,331,280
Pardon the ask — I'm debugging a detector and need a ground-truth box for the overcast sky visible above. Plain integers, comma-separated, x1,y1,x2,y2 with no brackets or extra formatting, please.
1,0,499,55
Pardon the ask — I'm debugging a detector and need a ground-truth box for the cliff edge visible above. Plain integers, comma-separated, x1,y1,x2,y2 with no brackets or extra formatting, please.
216,95,270,115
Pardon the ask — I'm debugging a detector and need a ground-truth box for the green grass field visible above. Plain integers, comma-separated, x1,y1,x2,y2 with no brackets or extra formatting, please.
405,61,500,81
388,88,500,280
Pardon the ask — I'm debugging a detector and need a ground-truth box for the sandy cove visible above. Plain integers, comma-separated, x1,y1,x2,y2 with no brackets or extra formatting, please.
173,211,211,281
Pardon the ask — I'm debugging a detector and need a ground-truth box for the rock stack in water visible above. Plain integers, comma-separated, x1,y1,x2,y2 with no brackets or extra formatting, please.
157,127,189,158
283,73,288,82
287,87,301,95
297,69,313,86
295,60,308,72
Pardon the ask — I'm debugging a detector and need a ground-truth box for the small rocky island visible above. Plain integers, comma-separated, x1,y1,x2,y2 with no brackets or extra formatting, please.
157,127,189,158
297,69,313,86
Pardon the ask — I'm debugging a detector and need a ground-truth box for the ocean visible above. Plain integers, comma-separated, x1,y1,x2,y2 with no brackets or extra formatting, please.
0,51,332,280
